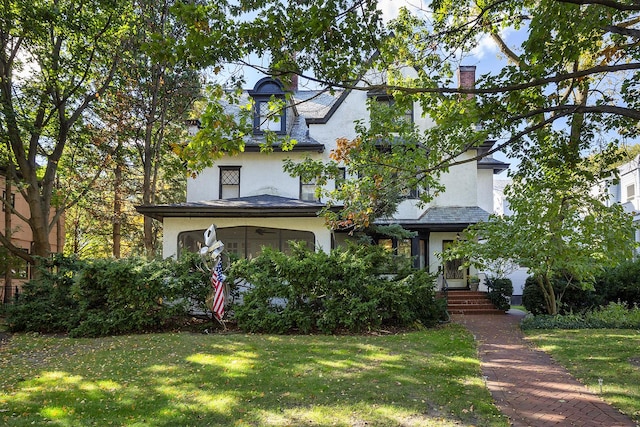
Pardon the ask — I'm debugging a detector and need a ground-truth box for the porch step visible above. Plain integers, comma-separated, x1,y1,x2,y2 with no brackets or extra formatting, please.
439,291,506,315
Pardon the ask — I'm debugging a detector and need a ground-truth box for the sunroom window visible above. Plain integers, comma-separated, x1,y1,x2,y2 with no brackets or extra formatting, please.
178,226,315,258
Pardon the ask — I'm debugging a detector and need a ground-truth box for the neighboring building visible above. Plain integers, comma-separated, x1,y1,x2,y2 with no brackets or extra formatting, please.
599,154,640,249
1,167,65,302
137,66,509,290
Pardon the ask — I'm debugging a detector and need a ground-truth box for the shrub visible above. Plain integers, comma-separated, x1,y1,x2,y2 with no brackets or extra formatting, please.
230,242,445,334
485,277,513,311
594,260,640,307
6,254,212,337
584,301,640,328
521,277,548,315
521,302,640,330
169,251,215,314
6,255,85,333
69,257,185,337
521,275,598,315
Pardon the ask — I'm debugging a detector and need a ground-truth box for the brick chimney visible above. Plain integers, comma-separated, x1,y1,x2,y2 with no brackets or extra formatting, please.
457,65,476,100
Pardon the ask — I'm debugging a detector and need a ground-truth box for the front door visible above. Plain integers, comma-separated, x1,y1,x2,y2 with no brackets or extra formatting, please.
443,240,467,289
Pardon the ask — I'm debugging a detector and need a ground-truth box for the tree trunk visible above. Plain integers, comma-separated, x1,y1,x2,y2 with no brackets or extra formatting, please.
538,274,558,315
4,171,12,303
113,159,123,258
142,65,161,258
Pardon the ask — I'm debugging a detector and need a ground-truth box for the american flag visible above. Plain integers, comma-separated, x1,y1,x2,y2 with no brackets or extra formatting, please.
210,258,226,320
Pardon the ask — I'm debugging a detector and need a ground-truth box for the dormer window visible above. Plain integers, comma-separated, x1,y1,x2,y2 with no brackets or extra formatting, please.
249,78,287,135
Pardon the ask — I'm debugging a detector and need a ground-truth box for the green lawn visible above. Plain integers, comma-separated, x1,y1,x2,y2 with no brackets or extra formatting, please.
0,325,508,426
526,329,640,423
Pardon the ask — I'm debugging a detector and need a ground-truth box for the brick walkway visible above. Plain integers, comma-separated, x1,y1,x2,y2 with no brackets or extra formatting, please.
453,311,638,427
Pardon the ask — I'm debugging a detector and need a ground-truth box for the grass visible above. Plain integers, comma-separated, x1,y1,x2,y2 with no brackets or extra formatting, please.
0,324,508,426
526,329,640,423
509,305,526,312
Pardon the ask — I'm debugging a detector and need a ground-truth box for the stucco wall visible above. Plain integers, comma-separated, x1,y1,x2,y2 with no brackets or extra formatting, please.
432,152,478,207
187,151,326,202
476,168,495,213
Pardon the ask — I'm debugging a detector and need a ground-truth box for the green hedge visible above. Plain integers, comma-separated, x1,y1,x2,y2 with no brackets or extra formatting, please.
7,244,447,336
521,302,640,330
593,260,640,308
229,242,446,334
6,254,211,337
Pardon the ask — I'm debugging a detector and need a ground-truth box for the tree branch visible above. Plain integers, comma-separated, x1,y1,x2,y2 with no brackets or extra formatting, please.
555,0,640,11
604,25,640,39
490,31,523,66
0,230,34,263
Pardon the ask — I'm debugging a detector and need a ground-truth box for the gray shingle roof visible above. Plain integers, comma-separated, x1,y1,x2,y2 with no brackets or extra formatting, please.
293,90,344,120
135,195,326,221
375,206,491,231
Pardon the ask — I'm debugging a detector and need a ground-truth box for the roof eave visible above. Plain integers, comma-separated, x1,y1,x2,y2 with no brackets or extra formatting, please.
135,204,341,222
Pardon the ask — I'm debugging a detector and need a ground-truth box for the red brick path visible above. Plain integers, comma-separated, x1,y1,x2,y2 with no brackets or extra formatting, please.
454,311,638,426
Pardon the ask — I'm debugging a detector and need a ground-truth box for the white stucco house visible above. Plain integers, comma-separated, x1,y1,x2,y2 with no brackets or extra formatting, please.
137,66,509,290
493,179,528,302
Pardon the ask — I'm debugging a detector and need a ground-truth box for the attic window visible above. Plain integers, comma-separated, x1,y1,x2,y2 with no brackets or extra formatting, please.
367,91,413,123
249,77,287,135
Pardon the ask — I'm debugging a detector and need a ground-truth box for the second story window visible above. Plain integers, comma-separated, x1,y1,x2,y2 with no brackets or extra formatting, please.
627,184,636,201
335,167,346,190
300,178,318,202
400,186,419,200
220,167,240,199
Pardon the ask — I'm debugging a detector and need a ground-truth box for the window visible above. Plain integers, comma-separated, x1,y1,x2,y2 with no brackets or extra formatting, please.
400,186,419,200
219,167,240,199
378,238,411,257
2,191,15,212
335,167,346,190
256,101,284,133
380,98,413,123
627,184,636,201
249,78,287,135
178,226,315,258
392,172,419,199
300,178,318,202
369,92,413,124
397,239,412,257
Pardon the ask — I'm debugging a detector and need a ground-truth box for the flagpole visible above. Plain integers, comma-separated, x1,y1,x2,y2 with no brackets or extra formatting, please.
201,224,227,330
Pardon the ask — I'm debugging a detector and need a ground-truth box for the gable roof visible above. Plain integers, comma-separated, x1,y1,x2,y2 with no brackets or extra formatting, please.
135,195,328,221
294,89,349,125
